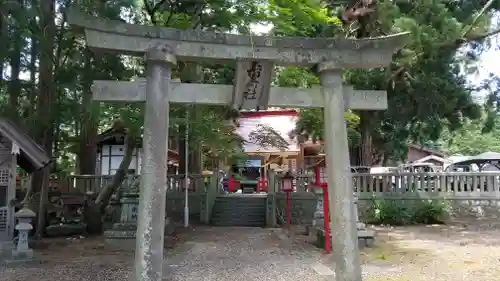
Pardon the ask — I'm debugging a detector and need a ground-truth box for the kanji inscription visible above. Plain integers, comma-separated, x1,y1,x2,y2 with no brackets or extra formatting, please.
232,60,273,110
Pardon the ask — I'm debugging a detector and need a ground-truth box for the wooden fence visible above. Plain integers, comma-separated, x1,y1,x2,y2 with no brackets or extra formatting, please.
52,171,500,201
352,172,500,200
55,174,214,194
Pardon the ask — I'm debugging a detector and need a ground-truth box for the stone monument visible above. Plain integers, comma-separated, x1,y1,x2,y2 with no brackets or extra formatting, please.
104,175,140,249
68,9,408,281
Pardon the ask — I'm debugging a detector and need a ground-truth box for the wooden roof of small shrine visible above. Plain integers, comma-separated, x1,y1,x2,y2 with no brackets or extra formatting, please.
0,118,51,173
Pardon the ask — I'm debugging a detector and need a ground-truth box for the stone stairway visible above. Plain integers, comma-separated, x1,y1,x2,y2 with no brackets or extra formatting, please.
210,195,267,227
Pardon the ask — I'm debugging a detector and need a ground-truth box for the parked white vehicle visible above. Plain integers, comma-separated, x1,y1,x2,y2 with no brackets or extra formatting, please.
392,163,442,191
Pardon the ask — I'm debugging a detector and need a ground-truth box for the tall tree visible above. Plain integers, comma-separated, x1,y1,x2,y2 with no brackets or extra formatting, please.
34,0,56,237
7,0,25,120
271,0,499,164
0,0,9,91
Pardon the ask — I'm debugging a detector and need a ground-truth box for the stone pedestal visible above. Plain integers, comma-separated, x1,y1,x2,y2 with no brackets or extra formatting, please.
307,187,324,243
311,192,375,249
354,195,375,248
3,207,39,266
104,192,139,250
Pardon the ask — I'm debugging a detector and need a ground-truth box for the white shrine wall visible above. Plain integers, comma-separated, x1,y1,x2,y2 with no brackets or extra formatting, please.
96,144,141,175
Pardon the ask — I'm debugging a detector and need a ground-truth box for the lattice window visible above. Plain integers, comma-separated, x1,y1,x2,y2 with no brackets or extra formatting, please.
0,170,9,185
0,207,7,232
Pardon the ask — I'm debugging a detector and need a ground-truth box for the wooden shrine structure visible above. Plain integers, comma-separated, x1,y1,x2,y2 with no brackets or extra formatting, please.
0,118,51,241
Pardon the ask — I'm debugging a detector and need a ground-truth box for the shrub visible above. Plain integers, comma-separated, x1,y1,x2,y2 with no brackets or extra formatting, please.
364,199,451,226
412,200,450,224
364,199,413,226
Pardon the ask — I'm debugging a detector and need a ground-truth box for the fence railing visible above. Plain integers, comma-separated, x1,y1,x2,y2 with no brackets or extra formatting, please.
56,171,500,200
352,172,500,200
58,174,213,194
271,173,313,193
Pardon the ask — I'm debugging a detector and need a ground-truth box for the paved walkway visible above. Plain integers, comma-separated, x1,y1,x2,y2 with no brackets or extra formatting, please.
163,227,334,281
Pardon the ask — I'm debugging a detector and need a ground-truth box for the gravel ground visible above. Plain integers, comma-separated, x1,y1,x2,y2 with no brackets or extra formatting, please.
0,227,330,281
292,217,500,281
163,227,328,281
1,219,500,281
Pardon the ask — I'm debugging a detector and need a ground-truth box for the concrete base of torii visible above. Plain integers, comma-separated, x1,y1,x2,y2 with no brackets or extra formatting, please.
308,196,375,250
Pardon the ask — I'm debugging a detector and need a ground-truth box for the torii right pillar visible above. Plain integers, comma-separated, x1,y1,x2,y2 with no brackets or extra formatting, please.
318,62,362,280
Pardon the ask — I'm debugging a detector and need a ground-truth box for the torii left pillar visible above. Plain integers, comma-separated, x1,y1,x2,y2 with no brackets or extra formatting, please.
319,62,361,280
134,47,176,281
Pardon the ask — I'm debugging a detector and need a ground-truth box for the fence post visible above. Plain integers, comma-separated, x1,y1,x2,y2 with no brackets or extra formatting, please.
266,171,277,227
268,171,276,193
266,193,277,227
203,174,218,224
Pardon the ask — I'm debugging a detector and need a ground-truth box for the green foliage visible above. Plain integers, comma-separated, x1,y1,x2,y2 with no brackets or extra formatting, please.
295,109,361,146
272,0,499,161
2,0,500,176
267,0,342,36
437,111,500,155
274,66,361,146
364,199,451,226
412,200,450,224
365,199,413,226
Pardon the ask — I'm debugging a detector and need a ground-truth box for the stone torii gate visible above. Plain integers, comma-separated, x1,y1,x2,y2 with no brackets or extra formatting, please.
69,9,408,281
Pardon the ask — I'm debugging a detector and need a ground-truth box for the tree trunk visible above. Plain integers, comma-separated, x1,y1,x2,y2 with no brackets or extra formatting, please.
359,111,373,167
34,168,49,238
21,175,34,205
178,122,187,174
32,0,56,237
25,25,38,126
0,1,8,90
85,133,136,234
7,0,23,120
189,149,202,173
178,62,203,173
95,133,136,210
382,151,389,166
78,50,99,175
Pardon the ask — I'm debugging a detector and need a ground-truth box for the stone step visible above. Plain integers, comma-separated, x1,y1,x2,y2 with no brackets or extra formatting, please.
210,197,267,227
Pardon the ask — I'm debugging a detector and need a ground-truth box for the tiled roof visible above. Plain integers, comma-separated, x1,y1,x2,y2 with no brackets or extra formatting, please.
0,118,51,173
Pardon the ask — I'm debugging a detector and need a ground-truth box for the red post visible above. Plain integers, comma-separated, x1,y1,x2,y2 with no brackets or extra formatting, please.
322,185,331,253
285,191,291,227
228,177,236,193
281,172,294,229
315,160,331,253
257,177,268,193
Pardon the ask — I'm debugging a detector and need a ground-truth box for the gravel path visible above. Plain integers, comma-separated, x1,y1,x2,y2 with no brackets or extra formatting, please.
0,227,332,281
163,227,329,281
2,220,499,281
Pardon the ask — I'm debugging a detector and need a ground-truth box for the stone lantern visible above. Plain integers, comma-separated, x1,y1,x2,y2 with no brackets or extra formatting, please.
311,185,324,230
11,206,36,262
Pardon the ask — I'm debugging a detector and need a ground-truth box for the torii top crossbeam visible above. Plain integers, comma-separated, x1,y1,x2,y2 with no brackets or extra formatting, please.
68,9,409,67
